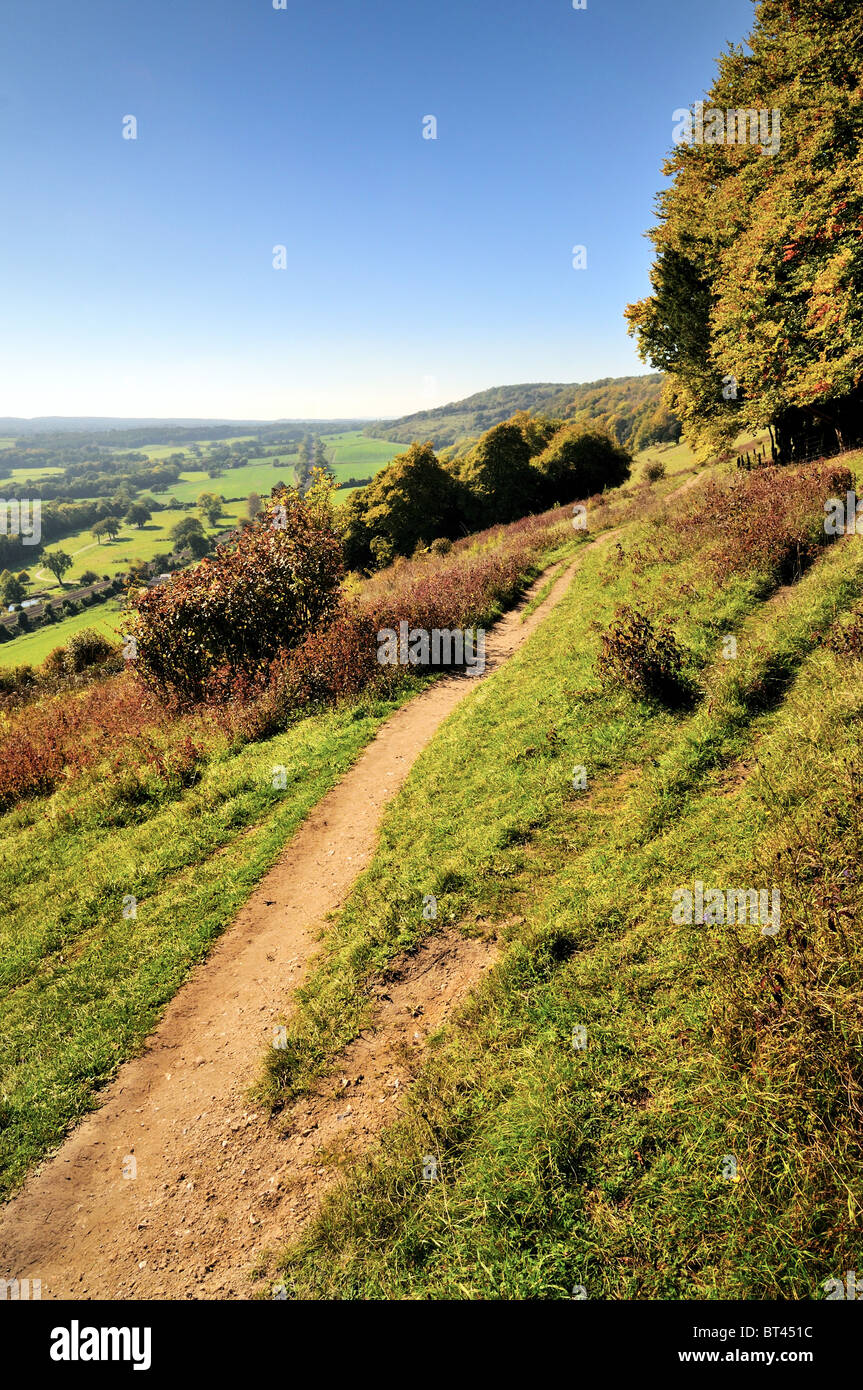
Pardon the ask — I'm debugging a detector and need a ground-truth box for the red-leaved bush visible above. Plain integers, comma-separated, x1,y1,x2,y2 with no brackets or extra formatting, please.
0,500,576,807
127,484,344,701
0,675,173,811
674,462,853,583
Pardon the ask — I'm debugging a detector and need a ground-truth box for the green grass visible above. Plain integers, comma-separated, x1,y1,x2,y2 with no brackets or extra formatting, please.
262,455,863,1299
0,692,421,1198
319,430,404,469
6,465,65,482
0,604,126,668
631,437,696,483
151,433,401,508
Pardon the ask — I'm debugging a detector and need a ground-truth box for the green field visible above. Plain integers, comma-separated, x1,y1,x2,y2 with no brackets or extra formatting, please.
0,504,237,667
150,432,402,508
139,437,257,460
28,507,199,589
0,603,126,668
6,465,65,483
153,462,298,505
319,430,404,469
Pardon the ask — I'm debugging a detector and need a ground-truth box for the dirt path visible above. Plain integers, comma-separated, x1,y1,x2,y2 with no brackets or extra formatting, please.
0,528,622,1300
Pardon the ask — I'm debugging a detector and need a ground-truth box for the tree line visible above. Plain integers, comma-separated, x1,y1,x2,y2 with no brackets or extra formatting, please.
342,412,631,571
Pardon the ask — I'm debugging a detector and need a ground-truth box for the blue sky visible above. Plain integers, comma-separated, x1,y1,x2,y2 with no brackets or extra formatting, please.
0,0,755,420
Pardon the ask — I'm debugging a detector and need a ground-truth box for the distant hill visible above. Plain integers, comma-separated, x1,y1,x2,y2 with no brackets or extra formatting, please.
0,418,369,450
0,417,262,436
368,375,676,451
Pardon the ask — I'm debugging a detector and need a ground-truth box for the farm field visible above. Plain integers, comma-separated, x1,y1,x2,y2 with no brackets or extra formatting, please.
319,429,403,469
151,432,402,507
0,603,126,668
138,437,257,460
154,461,298,505
28,507,196,589
6,466,65,483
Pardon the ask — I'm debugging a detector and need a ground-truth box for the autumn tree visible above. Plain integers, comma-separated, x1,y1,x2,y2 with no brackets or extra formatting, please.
626,0,863,462
341,442,463,572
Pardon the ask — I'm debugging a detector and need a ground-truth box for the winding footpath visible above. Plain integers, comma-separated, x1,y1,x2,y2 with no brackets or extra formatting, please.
0,525,629,1299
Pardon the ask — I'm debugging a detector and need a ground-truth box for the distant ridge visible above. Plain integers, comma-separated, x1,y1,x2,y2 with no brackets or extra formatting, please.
0,416,368,436
368,374,669,449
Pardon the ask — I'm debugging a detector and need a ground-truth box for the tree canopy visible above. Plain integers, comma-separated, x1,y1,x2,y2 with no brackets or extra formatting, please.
625,0,863,462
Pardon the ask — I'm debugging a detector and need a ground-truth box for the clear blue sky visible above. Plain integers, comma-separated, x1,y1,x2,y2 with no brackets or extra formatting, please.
0,0,755,421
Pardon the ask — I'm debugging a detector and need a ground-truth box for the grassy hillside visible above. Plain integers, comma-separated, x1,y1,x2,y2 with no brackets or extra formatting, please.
261,452,863,1299
4,435,860,1303
0,495,590,1197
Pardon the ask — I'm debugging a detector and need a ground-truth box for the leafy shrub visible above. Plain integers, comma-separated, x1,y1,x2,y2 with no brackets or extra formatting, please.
64,627,119,675
532,422,632,503
0,665,36,701
596,604,692,706
341,443,464,572
128,483,343,701
0,674,174,809
644,459,666,482
41,647,68,677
